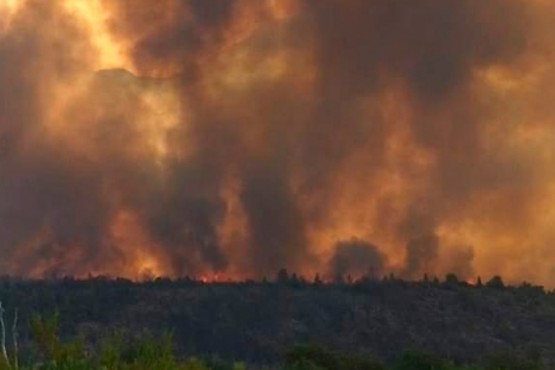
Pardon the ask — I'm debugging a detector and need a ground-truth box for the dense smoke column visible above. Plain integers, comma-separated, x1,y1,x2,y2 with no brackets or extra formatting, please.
240,159,312,275
402,234,439,280
328,239,386,280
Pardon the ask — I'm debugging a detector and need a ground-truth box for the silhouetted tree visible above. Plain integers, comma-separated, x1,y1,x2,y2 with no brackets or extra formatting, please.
290,273,301,288
277,268,290,284
313,274,323,286
486,275,505,289
444,273,459,286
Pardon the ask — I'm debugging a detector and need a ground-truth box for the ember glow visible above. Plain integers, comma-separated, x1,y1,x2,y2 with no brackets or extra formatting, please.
1,0,555,285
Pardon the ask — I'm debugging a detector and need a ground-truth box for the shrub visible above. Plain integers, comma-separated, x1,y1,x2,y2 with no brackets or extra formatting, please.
285,344,384,370
392,350,452,370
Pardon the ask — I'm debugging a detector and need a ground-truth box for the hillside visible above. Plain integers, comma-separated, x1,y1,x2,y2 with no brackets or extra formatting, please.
0,276,553,367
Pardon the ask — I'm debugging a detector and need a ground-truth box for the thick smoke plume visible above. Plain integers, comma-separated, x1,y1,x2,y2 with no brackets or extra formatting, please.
328,239,386,280
402,234,439,280
1,0,555,285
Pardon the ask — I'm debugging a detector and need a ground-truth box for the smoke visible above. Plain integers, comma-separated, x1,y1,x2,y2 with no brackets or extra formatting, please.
1,0,555,285
402,234,439,280
328,239,386,279
441,245,475,281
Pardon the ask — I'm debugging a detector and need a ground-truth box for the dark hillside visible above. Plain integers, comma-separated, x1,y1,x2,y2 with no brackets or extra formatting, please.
0,277,553,367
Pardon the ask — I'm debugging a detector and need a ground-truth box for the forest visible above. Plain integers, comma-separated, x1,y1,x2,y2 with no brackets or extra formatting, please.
0,273,552,369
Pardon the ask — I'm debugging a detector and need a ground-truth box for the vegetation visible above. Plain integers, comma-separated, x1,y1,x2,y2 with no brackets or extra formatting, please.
0,273,552,368
0,314,546,369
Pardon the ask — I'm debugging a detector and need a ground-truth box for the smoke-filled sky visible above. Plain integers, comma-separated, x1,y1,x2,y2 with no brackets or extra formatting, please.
1,0,555,285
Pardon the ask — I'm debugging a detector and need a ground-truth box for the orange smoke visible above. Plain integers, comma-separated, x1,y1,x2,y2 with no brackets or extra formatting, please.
1,0,555,286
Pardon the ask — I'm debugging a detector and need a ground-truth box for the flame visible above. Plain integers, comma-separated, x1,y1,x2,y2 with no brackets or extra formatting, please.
199,274,222,283
109,210,166,280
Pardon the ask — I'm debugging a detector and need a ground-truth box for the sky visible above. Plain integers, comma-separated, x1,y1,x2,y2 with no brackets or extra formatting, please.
1,0,555,285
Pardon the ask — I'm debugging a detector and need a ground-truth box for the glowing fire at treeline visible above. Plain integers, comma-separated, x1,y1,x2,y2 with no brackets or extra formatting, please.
1,0,555,285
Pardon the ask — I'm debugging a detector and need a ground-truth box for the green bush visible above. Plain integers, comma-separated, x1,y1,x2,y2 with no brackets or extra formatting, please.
29,314,214,370
30,313,88,369
392,351,453,370
285,345,384,370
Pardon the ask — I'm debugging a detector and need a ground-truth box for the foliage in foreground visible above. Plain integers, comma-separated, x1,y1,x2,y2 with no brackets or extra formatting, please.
0,314,544,370
24,313,246,370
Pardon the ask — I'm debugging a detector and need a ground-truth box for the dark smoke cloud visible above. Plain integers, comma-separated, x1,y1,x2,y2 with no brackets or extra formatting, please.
304,0,527,97
403,234,439,279
103,0,240,79
302,0,530,215
241,160,311,274
328,239,386,279
1,0,554,284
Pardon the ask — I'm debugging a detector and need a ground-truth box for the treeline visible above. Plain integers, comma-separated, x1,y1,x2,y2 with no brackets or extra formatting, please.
0,314,545,370
2,269,545,292
271,268,538,291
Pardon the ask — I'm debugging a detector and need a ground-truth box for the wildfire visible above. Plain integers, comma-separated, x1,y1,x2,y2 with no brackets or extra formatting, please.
1,0,555,286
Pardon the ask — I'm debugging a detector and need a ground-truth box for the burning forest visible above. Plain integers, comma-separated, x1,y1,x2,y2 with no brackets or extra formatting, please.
1,0,555,286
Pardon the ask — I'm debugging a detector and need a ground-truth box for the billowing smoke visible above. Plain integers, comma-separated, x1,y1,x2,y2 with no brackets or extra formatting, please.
1,0,555,285
328,239,386,280
402,234,439,280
